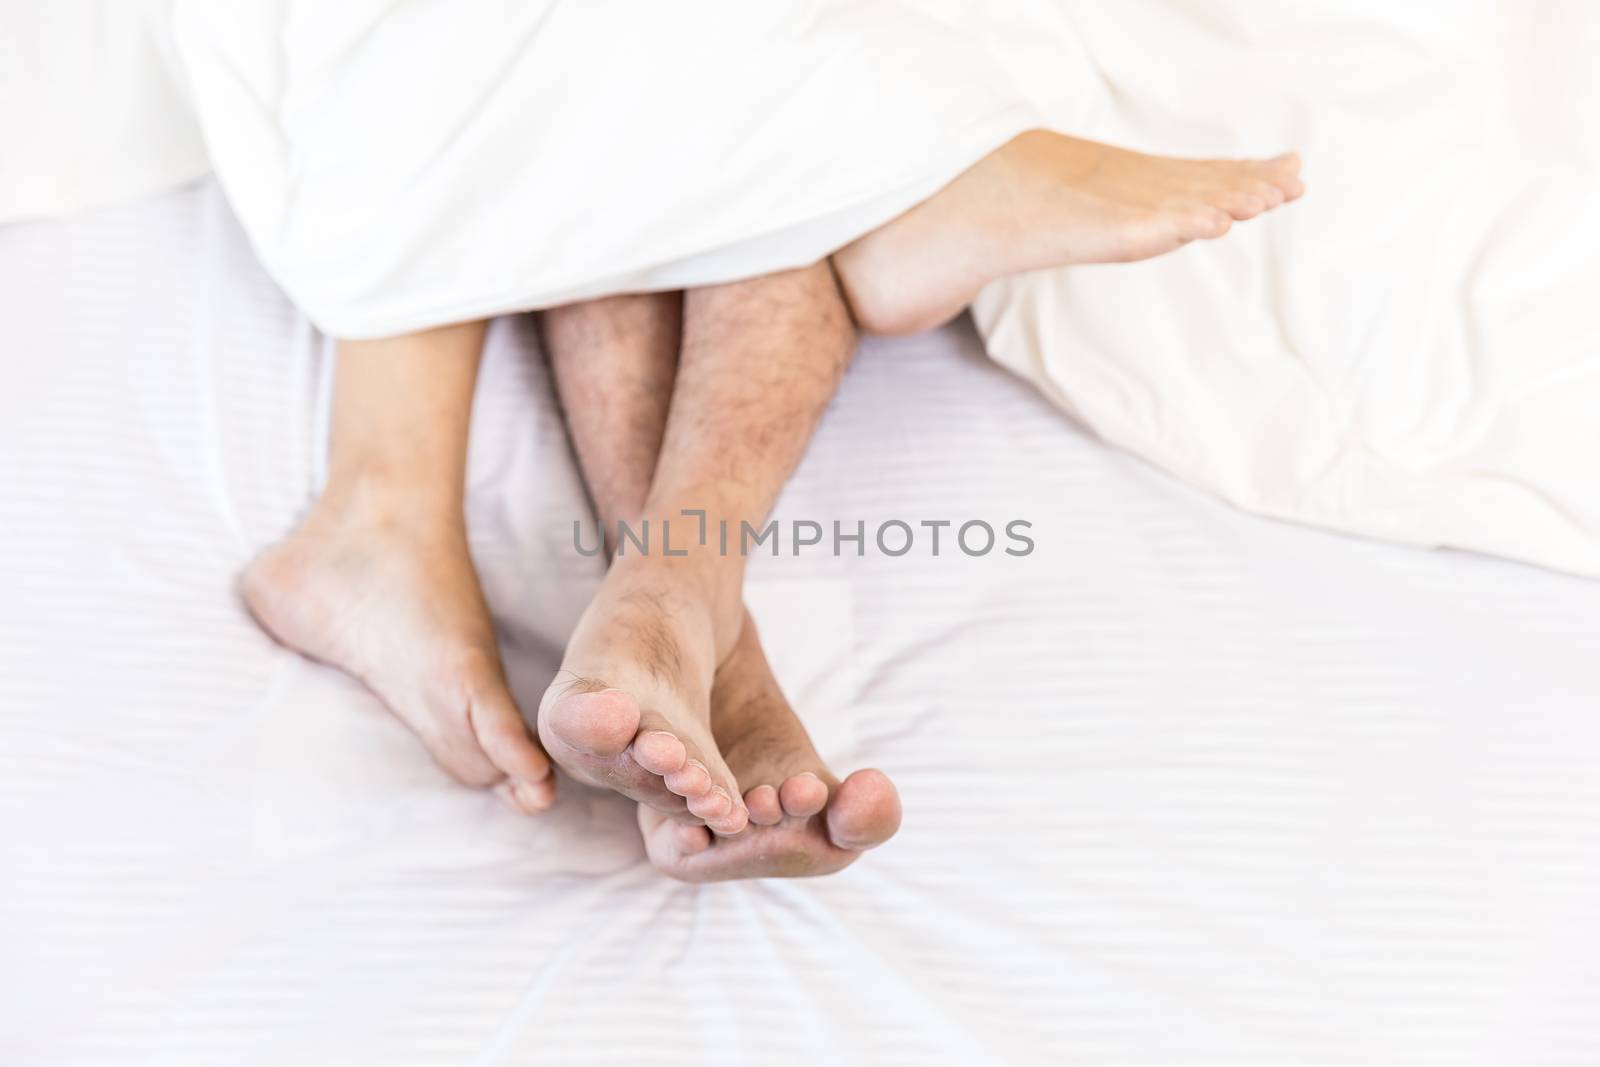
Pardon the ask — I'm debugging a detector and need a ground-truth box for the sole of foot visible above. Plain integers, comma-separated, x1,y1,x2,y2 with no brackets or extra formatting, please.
639,617,902,881
536,554,749,835
833,129,1306,335
240,494,554,813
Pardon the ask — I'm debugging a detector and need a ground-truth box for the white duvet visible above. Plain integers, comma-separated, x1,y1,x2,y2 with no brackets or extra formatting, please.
5,1,1597,578
973,0,1600,580
171,0,1046,338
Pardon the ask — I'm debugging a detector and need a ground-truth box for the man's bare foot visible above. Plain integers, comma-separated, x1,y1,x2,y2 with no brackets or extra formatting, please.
833,129,1306,334
638,615,901,881
240,487,554,813
536,551,751,834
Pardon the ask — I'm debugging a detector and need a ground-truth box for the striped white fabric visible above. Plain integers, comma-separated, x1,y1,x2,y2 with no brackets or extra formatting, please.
2,184,1597,1066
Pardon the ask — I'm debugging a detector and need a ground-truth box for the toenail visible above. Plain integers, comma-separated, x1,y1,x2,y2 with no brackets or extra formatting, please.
513,780,548,807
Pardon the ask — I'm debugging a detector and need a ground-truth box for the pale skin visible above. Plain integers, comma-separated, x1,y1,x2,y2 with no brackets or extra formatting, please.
835,131,1305,334
242,131,1305,878
241,321,557,815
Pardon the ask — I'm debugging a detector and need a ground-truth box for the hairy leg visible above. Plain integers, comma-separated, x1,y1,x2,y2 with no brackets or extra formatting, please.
539,294,698,816
537,266,860,840
543,282,900,876
545,292,683,547
242,323,554,813
833,130,1305,334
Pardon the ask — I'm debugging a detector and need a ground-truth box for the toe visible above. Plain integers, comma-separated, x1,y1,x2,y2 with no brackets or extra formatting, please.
638,805,718,877
687,788,730,821
512,775,556,813
688,788,748,834
1221,191,1267,220
1264,154,1305,200
464,660,552,787
544,687,640,756
1251,180,1285,208
636,710,747,826
1270,151,1302,174
493,779,523,813
663,759,713,798
637,805,681,867
744,784,784,826
427,726,505,789
630,730,688,775
673,822,713,855
495,776,555,814
826,768,902,850
778,772,828,818
1193,208,1231,240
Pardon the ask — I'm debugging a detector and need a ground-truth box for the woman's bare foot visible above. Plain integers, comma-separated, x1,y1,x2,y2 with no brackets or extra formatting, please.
240,486,554,813
639,615,901,881
833,129,1306,334
536,551,751,835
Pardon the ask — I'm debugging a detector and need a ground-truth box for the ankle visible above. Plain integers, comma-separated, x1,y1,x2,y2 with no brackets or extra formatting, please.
610,547,746,657
311,472,465,541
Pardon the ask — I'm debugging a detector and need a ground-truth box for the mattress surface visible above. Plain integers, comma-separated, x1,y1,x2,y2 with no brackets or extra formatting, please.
2,185,1598,1066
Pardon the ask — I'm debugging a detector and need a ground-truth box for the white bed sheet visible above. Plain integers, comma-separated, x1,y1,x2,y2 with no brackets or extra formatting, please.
2,184,1598,1066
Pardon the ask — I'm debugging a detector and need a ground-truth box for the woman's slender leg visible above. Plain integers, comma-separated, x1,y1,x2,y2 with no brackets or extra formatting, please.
241,322,554,813
833,130,1305,334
